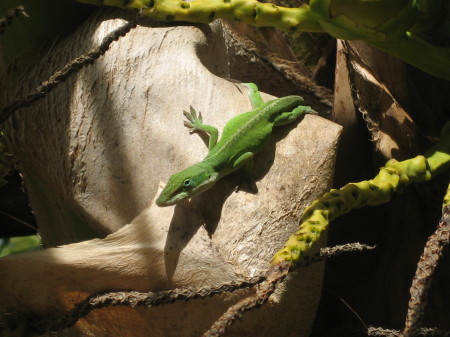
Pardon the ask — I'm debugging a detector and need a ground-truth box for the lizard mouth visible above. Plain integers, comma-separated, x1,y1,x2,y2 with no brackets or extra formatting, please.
156,172,219,207
155,191,189,207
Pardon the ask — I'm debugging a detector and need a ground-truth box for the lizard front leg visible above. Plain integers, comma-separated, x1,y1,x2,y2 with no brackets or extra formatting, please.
233,152,254,171
232,152,256,193
183,106,219,150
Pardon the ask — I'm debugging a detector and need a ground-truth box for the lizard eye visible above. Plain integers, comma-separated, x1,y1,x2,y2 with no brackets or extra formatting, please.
183,179,194,188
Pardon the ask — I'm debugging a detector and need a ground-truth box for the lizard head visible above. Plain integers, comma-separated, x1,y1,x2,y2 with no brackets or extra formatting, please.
156,164,219,207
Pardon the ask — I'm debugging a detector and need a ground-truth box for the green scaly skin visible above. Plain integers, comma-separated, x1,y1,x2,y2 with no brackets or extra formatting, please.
156,83,313,206
271,122,450,267
76,0,450,81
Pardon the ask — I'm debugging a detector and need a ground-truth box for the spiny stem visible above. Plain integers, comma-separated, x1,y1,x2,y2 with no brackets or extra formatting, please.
202,243,375,337
77,0,324,33
0,16,139,123
272,122,450,267
402,184,450,336
76,0,450,81
202,263,288,337
30,276,265,333
0,6,28,36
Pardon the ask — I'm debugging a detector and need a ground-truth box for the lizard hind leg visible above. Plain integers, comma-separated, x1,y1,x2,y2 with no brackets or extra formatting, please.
273,105,314,126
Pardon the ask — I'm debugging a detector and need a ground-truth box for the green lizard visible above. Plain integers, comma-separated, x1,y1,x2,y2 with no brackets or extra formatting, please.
156,83,314,207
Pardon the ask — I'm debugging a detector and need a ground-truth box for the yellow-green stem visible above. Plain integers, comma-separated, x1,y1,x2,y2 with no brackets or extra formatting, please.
272,122,450,267
77,0,324,32
443,183,450,208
